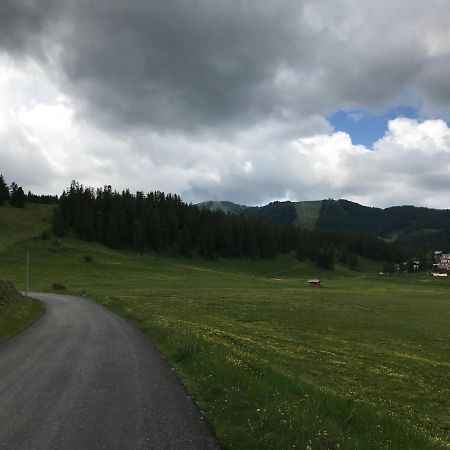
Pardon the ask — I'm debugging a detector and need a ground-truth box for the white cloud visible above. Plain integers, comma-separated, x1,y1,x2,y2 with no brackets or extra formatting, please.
1,2,450,209
380,118,450,151
1,56,450,209
287,118,450,208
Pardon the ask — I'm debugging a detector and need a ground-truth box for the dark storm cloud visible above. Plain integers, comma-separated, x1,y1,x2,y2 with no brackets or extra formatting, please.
2,0,450,135
54,0,316,133
55,0,450,134
0,0,60,56
417,56,450,112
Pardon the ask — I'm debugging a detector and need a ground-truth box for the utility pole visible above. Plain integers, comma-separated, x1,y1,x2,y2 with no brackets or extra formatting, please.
25,248,29,298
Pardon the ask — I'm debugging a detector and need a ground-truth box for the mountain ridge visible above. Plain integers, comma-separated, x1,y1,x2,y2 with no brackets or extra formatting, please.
198,198,450,251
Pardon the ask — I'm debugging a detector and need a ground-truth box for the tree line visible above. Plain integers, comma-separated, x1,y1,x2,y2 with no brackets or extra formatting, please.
26,192,59,204
0,175,26,208
51,181,404,267
0,174,59,208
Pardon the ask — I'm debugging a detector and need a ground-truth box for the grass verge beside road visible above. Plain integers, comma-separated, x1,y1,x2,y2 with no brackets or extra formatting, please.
0,280,44,342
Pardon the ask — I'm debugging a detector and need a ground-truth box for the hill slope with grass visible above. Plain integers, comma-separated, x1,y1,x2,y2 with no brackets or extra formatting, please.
0,204,50,341
197,200,249,215
0,203,448,449
0,280,43,342
0,203,54,251
0,204,48,341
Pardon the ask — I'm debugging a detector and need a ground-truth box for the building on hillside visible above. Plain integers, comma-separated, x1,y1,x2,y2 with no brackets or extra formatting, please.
432,264,448,277
434,251,450,264
434,251,450,267
395,260,419,273
308,279,321,287
440,253,450,265
432,251,449,276
397,260,420,273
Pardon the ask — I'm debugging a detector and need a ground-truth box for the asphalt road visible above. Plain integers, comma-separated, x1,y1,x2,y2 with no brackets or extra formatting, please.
0,293,220,450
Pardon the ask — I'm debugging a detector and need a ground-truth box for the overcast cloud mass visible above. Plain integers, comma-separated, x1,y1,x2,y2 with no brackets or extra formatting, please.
1,0,450,207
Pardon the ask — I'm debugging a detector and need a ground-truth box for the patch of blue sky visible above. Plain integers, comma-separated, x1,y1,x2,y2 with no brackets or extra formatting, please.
327,105,420,148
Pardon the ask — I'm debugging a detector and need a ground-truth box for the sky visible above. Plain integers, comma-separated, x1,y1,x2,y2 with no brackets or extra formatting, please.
1,1,450,208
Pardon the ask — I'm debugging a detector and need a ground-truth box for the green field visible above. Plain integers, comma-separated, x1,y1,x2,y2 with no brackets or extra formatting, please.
0,204,449,449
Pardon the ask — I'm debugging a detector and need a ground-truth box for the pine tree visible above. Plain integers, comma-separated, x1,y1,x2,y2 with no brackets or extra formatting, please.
145,207,163,251
406,259,415,273
132,219,146,252
178,227,193,257
200,226,217,259
383,262,397,273
51,208,65,237
296,244,306,261
106,212,120,248
10,182,26,208
348,253,358,269
0,175,9,206
315,247,335,270
16,187,25,208
74,208,95,241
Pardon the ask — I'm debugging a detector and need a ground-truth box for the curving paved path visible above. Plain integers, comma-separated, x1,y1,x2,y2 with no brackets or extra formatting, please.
0,293,220,450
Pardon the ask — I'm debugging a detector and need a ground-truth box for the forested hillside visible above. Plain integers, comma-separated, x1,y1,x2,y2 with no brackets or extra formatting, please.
316,200,450,252
200,198,450,254
317,200,450,235
52,182,404,267
243,201,298,225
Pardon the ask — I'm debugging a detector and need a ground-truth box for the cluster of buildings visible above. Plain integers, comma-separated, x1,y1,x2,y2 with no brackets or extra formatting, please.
432,251,450,277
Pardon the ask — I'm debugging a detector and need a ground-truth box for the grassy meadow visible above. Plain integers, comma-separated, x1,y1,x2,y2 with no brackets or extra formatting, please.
0,204,48,341
0,204,449,449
